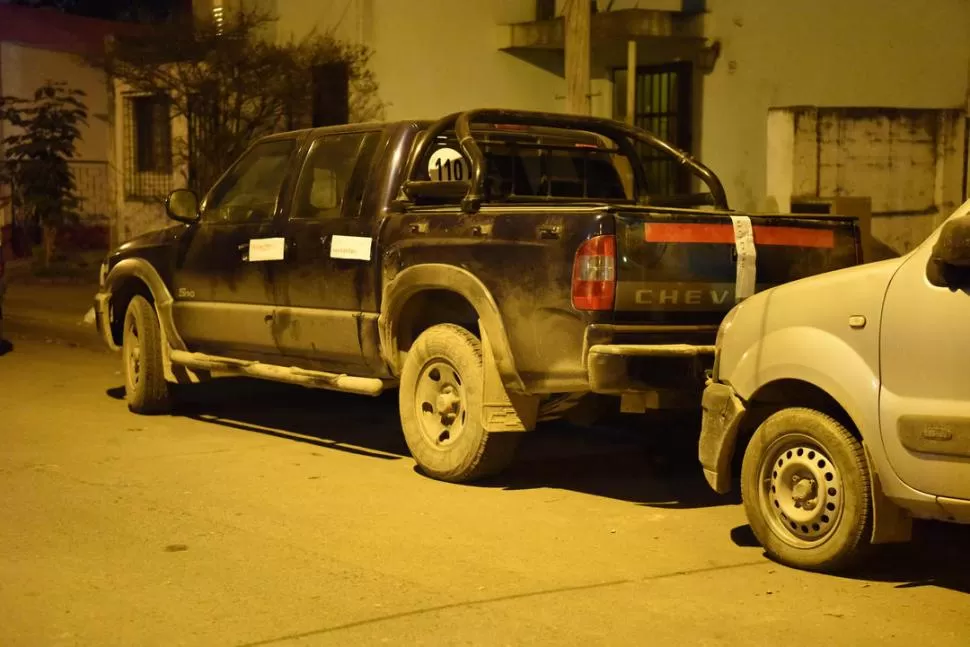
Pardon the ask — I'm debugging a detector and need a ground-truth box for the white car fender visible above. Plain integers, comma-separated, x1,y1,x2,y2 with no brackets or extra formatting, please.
726,323,880,440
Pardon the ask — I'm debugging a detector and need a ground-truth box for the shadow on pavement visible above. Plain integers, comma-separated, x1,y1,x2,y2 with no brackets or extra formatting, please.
170,378,410,460
850,521,970,594
475,419,740,509
0,339,13,356
111,377,737,509
729,520,970,594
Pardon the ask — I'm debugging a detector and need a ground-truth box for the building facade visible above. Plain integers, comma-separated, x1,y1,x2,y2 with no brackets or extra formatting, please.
123,0,970,255
0,3,118,257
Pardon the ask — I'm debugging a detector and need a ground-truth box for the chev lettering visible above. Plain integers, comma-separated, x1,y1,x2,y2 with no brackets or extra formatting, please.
635,288,731,306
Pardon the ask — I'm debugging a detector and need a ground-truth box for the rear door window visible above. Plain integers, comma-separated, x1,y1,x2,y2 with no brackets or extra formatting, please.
291,131,381,220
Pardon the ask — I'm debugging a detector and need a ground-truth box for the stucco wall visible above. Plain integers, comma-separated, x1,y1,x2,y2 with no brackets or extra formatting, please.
699,0,970,212
272,0,565,121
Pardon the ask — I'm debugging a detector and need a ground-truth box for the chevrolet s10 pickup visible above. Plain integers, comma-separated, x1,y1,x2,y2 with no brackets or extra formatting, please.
94,109,862,483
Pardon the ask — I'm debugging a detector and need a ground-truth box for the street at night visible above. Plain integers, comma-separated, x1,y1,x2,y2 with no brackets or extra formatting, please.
1,324,967,647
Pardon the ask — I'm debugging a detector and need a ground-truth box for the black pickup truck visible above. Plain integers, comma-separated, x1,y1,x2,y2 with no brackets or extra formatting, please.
94,109,862,482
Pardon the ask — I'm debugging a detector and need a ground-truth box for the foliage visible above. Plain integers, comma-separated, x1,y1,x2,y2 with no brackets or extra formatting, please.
0,81,89,266
90,5,385,195
6,0,177,23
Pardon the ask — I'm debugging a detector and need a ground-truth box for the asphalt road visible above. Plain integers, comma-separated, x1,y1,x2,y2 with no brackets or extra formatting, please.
1,324,968,647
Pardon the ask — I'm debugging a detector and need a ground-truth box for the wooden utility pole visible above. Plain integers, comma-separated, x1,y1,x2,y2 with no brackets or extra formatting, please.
625,40,637,125
564,0,591,115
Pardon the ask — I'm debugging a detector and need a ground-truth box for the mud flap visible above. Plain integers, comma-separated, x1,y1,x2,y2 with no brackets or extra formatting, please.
864,445,913,545
480,325,539,433
155,302,209,385
158,325,208,385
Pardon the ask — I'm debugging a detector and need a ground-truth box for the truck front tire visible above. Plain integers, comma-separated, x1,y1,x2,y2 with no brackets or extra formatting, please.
122,295,171,415
399,324,520,483
740,407,871,572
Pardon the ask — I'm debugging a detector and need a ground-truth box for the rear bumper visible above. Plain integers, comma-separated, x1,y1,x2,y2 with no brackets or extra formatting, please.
586,342,715,394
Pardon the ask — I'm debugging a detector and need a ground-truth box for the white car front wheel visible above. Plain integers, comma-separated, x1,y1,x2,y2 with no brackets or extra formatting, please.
741,407,872,572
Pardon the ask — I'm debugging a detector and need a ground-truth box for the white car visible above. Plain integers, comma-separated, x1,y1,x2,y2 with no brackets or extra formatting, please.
700,198,970,572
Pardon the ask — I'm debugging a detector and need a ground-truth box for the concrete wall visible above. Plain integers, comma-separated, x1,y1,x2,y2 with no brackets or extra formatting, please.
271,0,565,120
699,0,970,212
768,107,967,255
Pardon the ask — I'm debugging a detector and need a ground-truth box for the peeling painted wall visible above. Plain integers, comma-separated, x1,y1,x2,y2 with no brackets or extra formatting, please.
769,106,967,254
698,0,970,213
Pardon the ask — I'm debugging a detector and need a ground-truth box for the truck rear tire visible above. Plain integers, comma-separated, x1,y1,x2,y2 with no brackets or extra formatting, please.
740,407,871,573
122,295,171,415
399,323,520,483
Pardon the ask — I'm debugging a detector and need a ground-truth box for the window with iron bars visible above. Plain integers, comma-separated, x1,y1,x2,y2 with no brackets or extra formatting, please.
613,62,693,197
124,93,174,200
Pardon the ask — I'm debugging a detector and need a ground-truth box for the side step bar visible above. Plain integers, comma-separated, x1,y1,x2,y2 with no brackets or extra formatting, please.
169,350,387,397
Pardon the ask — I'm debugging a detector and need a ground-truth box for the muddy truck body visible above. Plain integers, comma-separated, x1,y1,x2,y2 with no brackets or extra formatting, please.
94,109,862,482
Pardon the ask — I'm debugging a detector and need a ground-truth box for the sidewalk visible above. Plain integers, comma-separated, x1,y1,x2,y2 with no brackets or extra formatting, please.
2,269,101,348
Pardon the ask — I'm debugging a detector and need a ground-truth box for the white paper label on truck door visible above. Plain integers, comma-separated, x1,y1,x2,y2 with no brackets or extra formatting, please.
330,235,372,261
730,215,757,302
248,237,285,262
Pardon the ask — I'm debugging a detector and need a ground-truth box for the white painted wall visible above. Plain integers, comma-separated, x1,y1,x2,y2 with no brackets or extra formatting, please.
0,42,110,162
0,43,114,227
272,0,564,120
699,0,970,211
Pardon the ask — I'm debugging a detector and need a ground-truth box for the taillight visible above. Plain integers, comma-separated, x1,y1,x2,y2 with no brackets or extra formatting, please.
571,234,616,311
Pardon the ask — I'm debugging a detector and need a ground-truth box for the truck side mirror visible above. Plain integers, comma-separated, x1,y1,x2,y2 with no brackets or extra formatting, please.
165,189,200,224
927,214,970,289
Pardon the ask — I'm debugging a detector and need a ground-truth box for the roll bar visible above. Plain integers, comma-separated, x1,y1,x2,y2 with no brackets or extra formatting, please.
397,108,729,213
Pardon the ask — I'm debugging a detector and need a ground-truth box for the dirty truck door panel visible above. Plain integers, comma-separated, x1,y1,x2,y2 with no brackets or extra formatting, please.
613,210,860,325
273,129,383,373
172,138,298,358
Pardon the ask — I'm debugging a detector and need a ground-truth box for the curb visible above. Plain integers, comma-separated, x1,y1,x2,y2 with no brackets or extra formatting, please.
2,310,108,352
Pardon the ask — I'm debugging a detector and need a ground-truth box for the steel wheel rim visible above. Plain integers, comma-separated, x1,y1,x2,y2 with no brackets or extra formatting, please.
757,432,845,549
123,313,142,391
413,358,466,449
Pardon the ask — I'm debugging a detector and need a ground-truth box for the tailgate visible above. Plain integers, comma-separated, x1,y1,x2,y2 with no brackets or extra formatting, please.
613,210,861,324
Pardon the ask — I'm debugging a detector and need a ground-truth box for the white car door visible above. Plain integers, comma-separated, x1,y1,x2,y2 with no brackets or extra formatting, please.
879,202,970,501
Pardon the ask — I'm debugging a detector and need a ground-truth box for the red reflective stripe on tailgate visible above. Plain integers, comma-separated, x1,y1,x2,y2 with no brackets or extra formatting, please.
644,223,835,248
645,223,734,244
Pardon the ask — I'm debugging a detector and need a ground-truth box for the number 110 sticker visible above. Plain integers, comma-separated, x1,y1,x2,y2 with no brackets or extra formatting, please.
428,147,467,182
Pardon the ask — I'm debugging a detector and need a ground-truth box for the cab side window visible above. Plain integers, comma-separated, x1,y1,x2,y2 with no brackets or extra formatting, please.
203,139,296,224
292,131,380,220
